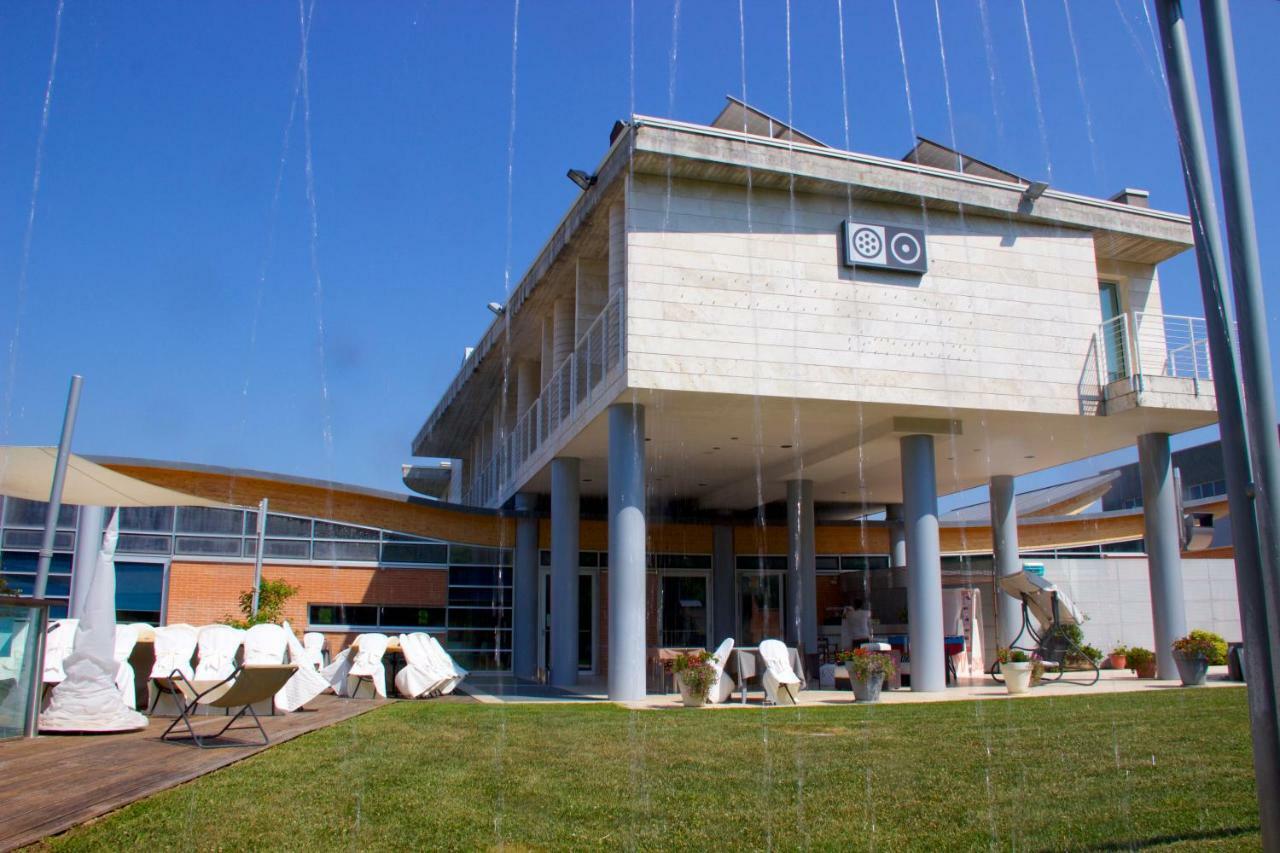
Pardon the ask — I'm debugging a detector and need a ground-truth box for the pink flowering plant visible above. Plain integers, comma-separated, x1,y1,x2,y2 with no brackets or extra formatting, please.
836,648,896,681
668,650,718,700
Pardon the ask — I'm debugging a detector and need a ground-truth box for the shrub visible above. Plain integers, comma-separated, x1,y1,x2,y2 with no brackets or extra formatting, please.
836,648,896,680
1183,629,1227,665
997,647,1031,664
1109,645,1128,657
1126,647,1155,671
1173,631,1222,662
1078,644,1103,664
221,577,299,629
669,650,718,700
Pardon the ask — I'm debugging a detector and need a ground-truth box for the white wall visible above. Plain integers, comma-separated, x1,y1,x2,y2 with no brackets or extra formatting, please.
1042,557,1241,655
625,174,1128,415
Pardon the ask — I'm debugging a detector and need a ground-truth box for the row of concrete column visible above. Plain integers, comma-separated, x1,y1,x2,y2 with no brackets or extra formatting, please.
512,425,1189,695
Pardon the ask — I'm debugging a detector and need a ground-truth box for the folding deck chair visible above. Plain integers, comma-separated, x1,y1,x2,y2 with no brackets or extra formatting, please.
160,663,298,748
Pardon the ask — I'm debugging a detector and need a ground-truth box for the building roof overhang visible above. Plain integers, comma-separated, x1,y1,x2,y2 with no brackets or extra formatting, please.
412,115,1195,461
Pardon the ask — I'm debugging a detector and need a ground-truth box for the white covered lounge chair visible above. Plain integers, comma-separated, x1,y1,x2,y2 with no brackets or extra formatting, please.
393,633,452,699
148,624,198,714
345,633,390,698
42,618,79,685
242,623,289,665
301,632,326,670
274,622,332,712
707,637,736,704
422,634,467,695
193,624,244,682
759,639,801,706
113,623,140,709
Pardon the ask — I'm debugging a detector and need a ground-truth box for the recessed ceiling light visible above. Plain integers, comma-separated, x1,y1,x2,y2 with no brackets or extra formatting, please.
1024,455,1035,459
730,436,739,441
972,448,981,453
645,437,652,442
780,444,793,449
697,482,707,487
712,446,720,451
582,478,593,483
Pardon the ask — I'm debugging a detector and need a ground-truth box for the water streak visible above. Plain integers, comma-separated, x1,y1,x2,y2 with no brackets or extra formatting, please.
1062,0,1104,186
976,0,1005,143
1018,0,1054,182
296,0,335,479
3,0,66,442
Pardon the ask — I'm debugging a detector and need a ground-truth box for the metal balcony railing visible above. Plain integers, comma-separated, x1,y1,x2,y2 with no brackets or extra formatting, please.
466,292,624,506
1098,311,1213,388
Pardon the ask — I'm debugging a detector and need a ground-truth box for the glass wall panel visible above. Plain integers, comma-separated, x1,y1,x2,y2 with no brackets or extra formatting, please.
117,506,174,533
737,572,784,646
175,536,243,557
660,575,708,647
176,507,244,535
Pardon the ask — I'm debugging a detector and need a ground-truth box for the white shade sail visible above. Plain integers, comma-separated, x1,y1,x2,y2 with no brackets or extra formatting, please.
0,446,229,508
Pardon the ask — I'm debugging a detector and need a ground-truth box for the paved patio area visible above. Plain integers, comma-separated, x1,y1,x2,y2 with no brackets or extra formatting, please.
458,667,1240,708
0,694,385,851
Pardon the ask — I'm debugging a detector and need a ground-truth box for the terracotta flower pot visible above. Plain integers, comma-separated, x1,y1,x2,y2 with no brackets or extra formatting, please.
1107,653,1127,670
1134,661,1157,679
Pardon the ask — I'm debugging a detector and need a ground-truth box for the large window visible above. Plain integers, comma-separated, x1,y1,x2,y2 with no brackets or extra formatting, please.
660,575,708,647
737,572,784,646
308,604,446,632
114,561,165,624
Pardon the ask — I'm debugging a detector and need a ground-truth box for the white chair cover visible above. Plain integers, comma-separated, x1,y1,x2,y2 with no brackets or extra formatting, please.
759,639,801,705
346,633,389,698
149,624,197,681
319,647,353,695
193,624,244,682
393,633,452,699
423,634,467,694
43,618,80,684
113,623,140,709
242,623,289,665
302,632,326,670
274,621,332,712
707,637,735,704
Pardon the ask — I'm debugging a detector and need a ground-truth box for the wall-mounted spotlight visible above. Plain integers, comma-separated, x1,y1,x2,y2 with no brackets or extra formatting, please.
1023,180,1050,201
566,169,597,191
486,302,505,317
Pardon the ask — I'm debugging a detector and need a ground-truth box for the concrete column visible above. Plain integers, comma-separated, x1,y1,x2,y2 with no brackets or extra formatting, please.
512,493,540,680
901,435,945,692
550,458,580,687
886,503,907,588
575,258,609,340
607,403,646,700
540,313,555,389
552,297,575,369
515,358,539,418
712,522,735,645
68,505,106,619
608,200,626,302
1138,432,1187,679
786,480,817,662
990,475,1023,648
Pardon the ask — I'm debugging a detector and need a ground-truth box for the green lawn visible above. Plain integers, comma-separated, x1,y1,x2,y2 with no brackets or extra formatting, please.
49,689,1258,851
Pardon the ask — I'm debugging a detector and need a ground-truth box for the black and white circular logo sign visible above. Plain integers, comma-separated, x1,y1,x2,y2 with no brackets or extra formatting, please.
852,227,883,259
889,231,921,265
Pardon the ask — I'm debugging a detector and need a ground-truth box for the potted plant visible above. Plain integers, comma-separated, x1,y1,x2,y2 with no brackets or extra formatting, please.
837,648,895,703
1106,646,1128,670
669,650,718,707
997,648,1035,695
1126,646,1156,679
1171,632,1216,686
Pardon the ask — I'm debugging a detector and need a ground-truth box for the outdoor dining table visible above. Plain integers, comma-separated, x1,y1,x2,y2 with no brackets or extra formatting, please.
724,645,807,704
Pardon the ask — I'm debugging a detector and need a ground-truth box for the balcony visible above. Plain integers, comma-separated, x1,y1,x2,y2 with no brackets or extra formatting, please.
467,293,624,507
1097,311,1217,411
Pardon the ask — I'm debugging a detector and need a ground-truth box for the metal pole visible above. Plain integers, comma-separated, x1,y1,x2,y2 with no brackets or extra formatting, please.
1155,3,1280,848
250,497,268,617
1201,0,1280,692
32,375,83,599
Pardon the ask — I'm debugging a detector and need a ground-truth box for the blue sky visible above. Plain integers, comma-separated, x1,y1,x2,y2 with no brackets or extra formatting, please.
0,1,1276,504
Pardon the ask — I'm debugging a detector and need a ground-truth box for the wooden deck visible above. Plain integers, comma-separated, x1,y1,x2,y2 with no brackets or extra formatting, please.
0,695,386,851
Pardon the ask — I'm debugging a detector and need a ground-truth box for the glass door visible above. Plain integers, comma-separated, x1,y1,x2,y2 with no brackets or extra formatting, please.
1099,281,1127,382
659,574,709,648
736,572,785,645
539,570,596,674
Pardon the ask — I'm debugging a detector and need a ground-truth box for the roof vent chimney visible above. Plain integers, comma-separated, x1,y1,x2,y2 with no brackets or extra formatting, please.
1109,188,1150,208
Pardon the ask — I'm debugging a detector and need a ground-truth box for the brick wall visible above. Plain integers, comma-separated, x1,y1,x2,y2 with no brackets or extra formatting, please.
166,560,448,656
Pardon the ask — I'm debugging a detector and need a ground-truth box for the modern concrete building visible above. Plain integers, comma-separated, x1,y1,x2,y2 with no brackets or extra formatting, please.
410,101,1220,695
